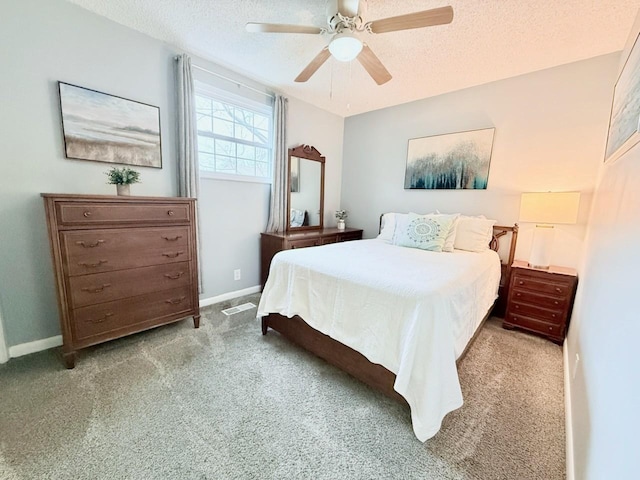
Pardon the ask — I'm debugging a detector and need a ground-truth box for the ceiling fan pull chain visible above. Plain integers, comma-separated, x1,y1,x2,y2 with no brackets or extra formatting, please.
330,59,334,100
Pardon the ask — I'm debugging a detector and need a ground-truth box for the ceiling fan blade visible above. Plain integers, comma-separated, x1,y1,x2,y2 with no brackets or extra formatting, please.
367,6,453,34
337,0,360,17
356,44,392,85
295,47,331,82
246,23,323,34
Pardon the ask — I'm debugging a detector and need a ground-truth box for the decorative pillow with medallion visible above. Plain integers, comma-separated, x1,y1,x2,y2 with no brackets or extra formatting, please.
393,213,456,252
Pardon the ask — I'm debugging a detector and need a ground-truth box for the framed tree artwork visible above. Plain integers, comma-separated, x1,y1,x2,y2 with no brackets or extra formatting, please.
404,128,495,190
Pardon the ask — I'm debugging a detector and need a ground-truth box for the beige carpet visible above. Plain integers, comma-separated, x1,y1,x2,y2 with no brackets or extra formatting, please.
0,294,564,479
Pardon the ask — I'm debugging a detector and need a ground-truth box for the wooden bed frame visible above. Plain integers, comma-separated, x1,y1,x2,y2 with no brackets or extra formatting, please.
261,224,519,405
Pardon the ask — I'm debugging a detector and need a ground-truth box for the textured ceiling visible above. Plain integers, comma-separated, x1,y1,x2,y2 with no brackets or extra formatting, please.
67,0,639,117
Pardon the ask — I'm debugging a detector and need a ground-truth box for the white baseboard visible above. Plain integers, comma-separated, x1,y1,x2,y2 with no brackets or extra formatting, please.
9,335,63,359
2,287,261,361
199,285,261,308
563,340,575,480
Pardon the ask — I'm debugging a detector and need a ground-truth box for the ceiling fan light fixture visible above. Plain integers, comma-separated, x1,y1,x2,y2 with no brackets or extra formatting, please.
328,33,363,62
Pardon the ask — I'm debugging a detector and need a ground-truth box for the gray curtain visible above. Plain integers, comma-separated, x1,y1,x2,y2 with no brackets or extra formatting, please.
266,94,288,232
176,53,203,292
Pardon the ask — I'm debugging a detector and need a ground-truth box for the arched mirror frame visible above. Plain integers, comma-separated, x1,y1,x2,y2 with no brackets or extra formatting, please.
286,145,325,232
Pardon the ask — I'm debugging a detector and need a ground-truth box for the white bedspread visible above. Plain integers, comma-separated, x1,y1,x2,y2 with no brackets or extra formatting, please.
257,239,501,441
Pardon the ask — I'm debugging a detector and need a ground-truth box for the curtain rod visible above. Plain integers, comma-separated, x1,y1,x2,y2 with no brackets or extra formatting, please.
189,63,275,99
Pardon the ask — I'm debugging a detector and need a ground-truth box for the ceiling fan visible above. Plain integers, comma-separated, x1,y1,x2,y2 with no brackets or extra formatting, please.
246,0,453,85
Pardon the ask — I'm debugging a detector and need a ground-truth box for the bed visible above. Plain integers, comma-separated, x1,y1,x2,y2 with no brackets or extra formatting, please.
257,221,518,441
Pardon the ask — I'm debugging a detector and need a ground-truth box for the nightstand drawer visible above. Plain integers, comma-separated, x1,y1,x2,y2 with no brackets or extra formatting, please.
509,301,564,325
507,313,563,337
511,289,569,310
512,274,571,297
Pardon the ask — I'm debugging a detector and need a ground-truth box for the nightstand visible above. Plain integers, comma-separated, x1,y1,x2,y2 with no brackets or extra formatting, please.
503,260,578,344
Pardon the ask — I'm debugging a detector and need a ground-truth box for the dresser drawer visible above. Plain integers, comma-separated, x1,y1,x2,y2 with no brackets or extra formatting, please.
62,227,190,276
511,274,572,297
510,289,568,310
320,235,338,245
506,313,563,338
508,301,564,325
69,262,191,308
288,238,320,249
72,286,193,341
337,231,363,242
56,202,190,226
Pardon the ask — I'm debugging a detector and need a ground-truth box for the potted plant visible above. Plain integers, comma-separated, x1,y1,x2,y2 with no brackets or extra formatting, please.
106,167,141,196
335,209,348,230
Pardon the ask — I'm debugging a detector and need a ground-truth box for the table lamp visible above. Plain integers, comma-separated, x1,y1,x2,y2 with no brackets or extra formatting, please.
519,192,580,269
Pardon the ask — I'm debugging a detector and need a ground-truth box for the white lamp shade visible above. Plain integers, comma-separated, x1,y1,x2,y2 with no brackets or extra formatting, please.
328,33,363,62
519,192,580,224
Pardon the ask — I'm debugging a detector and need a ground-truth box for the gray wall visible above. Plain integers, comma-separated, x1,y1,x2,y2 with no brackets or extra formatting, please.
568,142,640,480
567,14,640,478
0,0,344,347
0,0,178,346
341,54,619,268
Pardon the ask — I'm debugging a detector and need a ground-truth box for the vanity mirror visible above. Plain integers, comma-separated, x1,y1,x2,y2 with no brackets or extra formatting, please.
287,145,325,231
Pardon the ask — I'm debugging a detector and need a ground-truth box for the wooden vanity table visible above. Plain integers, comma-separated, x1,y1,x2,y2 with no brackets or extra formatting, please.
260,144,362,287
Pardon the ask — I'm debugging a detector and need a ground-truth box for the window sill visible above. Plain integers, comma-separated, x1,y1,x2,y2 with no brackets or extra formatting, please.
199,171,272,185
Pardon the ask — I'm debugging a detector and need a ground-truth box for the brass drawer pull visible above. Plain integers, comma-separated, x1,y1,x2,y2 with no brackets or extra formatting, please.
83,211,92,218
164,272,184,280
81,283,111,294
518,281,524,285
76,240,104,248
162,251,184,258
555,287,563,293
554,300,559,305
165,296,186,305
548,326,553,331
551,313,557,318
162,235,182,241
516,292,521,297
78,259,108,268
86,313,113,324
514,305,520,309
167,210,175,216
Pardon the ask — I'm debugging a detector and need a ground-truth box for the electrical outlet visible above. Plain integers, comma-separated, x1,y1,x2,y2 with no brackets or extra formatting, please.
234,269,241,281
572,353,580,380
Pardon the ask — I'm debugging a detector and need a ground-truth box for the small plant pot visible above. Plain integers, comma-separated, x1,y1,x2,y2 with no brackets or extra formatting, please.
337,219,346,230
116,184,130,196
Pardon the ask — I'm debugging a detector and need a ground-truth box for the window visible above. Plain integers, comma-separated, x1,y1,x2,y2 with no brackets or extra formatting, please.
195,86,273,182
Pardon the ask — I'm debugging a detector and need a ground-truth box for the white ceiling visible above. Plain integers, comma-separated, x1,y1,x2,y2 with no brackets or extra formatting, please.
67,0,639,117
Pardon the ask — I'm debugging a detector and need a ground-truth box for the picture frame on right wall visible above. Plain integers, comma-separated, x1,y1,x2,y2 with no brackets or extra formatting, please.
605,27,640,163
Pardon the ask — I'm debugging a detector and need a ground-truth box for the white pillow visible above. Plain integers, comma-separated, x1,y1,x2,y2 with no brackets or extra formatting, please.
392,213,455,252
453,216,497,252
431,213,459,252
377,213,405,244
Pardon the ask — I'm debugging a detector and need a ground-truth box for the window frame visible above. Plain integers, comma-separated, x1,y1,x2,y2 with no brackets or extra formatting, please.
194,83,273,184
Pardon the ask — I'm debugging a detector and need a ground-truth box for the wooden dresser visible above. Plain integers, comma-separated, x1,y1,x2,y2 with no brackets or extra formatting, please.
503,260,578,344
260,227,363,287
42,194,200,368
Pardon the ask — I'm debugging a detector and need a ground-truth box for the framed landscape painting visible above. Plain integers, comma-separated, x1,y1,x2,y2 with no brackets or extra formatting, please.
605,28,640,163
58,82,162,168
404,128,495,190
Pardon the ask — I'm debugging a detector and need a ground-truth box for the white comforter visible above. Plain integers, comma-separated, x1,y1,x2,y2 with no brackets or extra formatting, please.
257,239,501,441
